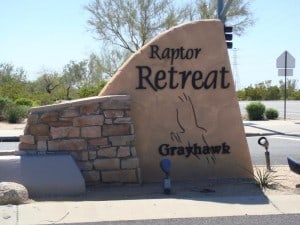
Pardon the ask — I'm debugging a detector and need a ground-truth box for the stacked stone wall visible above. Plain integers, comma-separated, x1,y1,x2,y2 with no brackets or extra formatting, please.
18,95,141,185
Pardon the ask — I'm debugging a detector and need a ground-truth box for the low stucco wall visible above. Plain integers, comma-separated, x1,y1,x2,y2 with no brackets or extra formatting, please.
18,95,141,185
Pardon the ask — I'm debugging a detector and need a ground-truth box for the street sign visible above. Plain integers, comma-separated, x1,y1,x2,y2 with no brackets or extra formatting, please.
278,68,293,76
276,51,295,68
276,50,296,120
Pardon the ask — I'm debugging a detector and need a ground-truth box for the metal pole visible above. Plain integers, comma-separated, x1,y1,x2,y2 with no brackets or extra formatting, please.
217,0,224,20
284,51,287,120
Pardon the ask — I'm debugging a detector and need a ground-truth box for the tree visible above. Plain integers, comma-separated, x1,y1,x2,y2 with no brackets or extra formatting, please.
0,63,28,100
279,79,298,100
193,0,255,35
86,0,190,53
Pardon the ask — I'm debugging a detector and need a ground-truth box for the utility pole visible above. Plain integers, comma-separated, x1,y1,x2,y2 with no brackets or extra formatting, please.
232,48,240,90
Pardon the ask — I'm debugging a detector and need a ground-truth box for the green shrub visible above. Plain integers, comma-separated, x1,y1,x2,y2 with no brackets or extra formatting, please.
0,96,13,115
245,101,266,120
265,108,279,120
15,98,35,107
3,104,30,123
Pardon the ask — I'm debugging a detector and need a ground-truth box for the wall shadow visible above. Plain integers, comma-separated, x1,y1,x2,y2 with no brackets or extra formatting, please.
33,180,270,205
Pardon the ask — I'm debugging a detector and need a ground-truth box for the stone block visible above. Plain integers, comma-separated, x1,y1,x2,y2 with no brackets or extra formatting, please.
48,139,87,151
101,170,120,183
103,110,124,118
81,126,102,138
40,112,58,122
50,127,80,139
101,98,131,110
102,124,130,136
36,136,50,141
117,146,131,157
30,124,49,136
61,109,79,117
88,151,97,160
104,119,113,124
94,158,120,170
121,158,139,169
49,120,73,127
120,170,138,183
130,147,137,157
37,141,47,151
98,147,117,158
19,143,37,151
73,115,104,126
27,113,39,124
113,117,132,124
77,161,93,171
88,138,109,146
70,151,89,161
20,135,35,145
80,104,99,115
82,171,100,183
109,135,135,146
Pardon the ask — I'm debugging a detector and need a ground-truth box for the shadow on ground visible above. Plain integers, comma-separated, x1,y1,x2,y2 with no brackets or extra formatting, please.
33,180,269,205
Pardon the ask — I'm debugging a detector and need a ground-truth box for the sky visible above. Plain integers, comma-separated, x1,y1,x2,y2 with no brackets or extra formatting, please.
0,0,299,89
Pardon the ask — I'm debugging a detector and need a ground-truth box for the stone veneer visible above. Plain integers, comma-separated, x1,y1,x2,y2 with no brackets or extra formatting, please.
18,95,141,185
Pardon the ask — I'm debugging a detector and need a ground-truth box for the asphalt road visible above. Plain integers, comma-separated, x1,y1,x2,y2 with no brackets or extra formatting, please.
239,100,300,120
247,135,300,165
57,214,300,225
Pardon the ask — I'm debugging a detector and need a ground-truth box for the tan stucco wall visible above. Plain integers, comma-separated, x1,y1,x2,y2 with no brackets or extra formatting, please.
100,20,253,182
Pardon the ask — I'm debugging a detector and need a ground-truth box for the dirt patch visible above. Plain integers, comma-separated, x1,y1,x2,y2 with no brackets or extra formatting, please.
0,120,26,130
254,166,300,195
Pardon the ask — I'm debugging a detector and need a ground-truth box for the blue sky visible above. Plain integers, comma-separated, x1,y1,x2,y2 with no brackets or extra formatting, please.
0,0,299,89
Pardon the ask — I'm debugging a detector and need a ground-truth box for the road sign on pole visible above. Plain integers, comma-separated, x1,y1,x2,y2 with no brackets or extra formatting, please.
276,51,296,120
276,51,295,69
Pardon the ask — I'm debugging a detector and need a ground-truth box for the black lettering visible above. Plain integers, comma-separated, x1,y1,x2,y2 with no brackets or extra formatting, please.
203,146,210,154
194,48,202,58
220,66,230,89
170,146,177,155
211,145,222,154
193,143,202,154
185,145,193,158
170,48,180,65
168,66,179,89
162,48,170,60
154,70,167,89
179,70,192,89
159,144,169,156
150,45,160,59
136,66,157,91
191,71,203,89
185,49,194,59
222,142,231,154
204,70,218,89
177,146,185,155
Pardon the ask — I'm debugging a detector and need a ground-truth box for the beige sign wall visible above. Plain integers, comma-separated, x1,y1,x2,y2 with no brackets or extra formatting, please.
100,20,253,182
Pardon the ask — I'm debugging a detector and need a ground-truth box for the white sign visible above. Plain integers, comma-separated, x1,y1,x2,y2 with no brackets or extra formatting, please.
276,51,295,69
278,68,293,76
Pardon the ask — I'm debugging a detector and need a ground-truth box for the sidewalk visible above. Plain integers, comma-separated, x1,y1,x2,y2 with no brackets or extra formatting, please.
243,119,300,137
1,179,300,225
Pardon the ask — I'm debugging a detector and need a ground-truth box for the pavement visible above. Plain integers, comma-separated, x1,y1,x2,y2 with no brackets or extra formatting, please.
0,119,300,224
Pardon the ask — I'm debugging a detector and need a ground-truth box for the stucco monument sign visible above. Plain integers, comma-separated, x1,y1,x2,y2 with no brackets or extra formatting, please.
101,20,252,182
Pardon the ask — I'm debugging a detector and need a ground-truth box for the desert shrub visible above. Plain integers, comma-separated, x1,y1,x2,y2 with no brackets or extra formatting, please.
254,168,280,190
3,104,30,123
265,108,279,120
0,96,13,115
245,102,266,120
15,98,35,107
